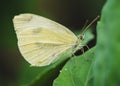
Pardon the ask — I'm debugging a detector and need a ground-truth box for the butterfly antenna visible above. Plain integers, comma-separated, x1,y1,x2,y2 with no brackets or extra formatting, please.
81,20,89,32
82,15,100,34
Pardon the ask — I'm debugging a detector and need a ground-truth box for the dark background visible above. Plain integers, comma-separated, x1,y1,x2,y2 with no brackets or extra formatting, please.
0,0,105,86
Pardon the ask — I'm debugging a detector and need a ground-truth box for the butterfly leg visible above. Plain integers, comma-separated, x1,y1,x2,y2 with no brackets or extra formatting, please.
80,45,94,61
80,47,85,57
85,44,89,50
72,53,76,57
85,44,94,54
80,44,90,51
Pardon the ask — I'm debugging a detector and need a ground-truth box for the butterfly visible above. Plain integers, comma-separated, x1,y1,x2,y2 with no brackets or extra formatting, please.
13,13,99,66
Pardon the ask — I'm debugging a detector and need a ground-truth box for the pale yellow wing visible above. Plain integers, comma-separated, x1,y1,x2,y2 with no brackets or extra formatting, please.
19,43,72,66
13,13,77,66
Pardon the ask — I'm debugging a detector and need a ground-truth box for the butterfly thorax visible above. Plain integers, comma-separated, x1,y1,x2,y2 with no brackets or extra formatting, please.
72,34,84,54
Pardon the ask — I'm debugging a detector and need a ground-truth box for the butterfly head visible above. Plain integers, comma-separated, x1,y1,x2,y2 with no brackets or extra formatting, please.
77,16,100,42
77,34,85,41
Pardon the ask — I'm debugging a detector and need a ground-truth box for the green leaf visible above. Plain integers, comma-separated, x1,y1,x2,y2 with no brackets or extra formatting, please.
94,0,120,86
53,47,95,86
18,53,70,86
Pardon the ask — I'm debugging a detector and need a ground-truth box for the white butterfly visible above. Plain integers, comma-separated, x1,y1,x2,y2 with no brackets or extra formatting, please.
13,13,98,66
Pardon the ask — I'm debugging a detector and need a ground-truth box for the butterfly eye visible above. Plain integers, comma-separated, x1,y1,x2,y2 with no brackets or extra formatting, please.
78,34,84,40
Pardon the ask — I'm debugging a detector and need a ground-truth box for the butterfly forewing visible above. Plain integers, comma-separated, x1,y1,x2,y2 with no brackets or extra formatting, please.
13,13,78,66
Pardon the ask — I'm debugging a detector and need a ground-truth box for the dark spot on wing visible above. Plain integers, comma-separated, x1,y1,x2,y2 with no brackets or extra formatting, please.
32,28,42,34
51,49,63,57
35,43,44,49
52,53,56,57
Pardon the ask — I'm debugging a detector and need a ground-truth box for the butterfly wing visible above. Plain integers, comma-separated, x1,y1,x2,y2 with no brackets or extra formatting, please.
13,13,77,66
19,43,72,66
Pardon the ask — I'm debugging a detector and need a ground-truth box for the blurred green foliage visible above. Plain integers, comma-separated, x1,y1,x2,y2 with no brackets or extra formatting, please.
0,0,105,86
94,0,120,86
53,48,95,86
